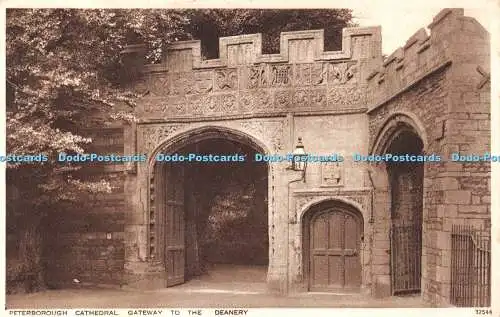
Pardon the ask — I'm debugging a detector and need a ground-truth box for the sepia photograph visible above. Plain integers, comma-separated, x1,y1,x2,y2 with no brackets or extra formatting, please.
3,4,494,312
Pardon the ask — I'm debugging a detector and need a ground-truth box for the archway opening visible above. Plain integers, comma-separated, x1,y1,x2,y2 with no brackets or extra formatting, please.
151,133,269,288
385,129,424,295
302,200,364,292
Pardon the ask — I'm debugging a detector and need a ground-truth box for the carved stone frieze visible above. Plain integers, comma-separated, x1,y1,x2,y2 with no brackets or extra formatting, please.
142,96,186,114
329,62,358,85
215,69,238,90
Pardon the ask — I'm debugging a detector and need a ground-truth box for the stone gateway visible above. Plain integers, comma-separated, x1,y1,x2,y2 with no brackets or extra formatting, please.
45,9,490,308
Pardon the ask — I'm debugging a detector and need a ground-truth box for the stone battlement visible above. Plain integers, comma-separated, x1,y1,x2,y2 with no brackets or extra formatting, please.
366,8,490,110
142,26,382,73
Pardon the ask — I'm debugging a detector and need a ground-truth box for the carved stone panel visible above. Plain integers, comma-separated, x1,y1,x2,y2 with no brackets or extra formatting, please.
329,62,358,85
271,64,292,86
193,70,214,94
169,72,195,95
146,75,169,96
214,94,238,113
293,89,310,108
293,64,312,86
312,63,328,86
247,65,268,89
139,124,184,154
310,89,327,108
215,69,238,90
188,94,213,115
321,162,344,187
328,86,365,106
274,90,293,110
239,120,286,152
240,90,273,113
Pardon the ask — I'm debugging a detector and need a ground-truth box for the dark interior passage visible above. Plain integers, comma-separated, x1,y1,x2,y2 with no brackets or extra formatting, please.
386,130,424,295
177,138,268,280
387,131,424,225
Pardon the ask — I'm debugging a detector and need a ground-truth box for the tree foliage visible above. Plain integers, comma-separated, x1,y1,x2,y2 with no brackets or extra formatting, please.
185,9,356,58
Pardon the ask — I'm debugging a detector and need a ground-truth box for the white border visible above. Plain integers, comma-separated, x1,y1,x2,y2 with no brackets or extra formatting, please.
1,1,498,315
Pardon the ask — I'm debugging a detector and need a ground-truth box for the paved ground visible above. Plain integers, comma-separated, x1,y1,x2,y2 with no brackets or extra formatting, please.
7,288,429,309
6,264,431,308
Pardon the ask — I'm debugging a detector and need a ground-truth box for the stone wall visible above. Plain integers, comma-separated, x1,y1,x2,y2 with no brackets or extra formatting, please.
366,8,490,306
44,128,128,288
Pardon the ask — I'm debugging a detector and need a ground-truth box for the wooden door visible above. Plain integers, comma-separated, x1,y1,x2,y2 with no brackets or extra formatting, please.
165,164,185,287
309,209,362,291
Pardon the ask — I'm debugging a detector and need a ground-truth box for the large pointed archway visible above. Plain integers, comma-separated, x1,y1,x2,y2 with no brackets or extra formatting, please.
148,127,270,288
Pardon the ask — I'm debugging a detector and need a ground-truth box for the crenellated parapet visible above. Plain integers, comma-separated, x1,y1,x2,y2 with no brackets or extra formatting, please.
366,8,490,112
124,27,382,121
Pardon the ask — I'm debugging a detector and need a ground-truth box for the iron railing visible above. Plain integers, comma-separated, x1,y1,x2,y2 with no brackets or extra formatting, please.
390,222,422,294
450,225,491,307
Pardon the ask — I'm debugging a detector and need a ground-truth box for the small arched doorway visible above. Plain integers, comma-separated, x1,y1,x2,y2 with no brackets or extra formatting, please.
386,129,424,295
303,200,364,291
149,127,269,288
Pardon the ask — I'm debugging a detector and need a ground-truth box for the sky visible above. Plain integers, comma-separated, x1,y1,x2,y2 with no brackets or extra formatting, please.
351,5,495,55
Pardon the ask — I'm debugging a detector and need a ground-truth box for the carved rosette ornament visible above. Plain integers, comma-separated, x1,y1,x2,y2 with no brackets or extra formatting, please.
293,90,310,107
274,90,292,109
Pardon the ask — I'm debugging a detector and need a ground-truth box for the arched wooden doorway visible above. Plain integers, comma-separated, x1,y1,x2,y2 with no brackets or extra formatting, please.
303,201,363,291
149,128,270,288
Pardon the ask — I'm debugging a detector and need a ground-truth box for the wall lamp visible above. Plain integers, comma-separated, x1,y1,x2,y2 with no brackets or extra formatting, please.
289,137,308,182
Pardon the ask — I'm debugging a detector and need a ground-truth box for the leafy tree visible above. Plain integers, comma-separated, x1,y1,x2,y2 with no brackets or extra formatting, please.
6,8,191,292
185,9,356,58
5,8,354,293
